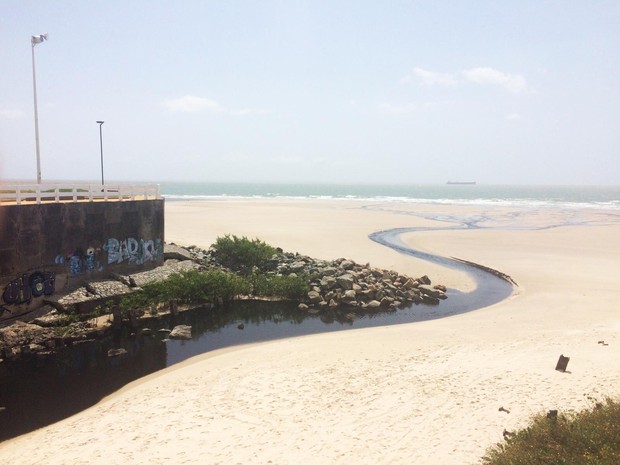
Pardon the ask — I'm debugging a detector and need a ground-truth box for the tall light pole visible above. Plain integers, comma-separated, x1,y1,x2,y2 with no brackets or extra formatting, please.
97,121,105,185
31,33,48,184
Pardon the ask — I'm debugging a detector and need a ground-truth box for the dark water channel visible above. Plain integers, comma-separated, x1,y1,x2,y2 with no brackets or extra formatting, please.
0,228,514,442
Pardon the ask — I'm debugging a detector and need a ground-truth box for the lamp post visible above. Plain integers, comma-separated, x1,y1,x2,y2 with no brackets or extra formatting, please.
96,121,105,185
31,33,48,184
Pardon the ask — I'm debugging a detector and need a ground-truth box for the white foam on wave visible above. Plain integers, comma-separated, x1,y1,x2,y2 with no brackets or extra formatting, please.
162,193,620,210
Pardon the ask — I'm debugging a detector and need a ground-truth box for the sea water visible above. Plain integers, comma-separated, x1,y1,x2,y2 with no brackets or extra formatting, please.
158,182,620,210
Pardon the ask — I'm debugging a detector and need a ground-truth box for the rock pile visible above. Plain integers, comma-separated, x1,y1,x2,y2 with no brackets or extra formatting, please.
184,246,448,310
275,254,447,310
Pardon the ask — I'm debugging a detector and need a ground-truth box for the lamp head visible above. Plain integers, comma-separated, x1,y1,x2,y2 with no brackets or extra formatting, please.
31,33,48,45
96,121,104,125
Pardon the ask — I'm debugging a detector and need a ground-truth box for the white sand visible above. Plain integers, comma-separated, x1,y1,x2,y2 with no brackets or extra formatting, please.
1,200,619,465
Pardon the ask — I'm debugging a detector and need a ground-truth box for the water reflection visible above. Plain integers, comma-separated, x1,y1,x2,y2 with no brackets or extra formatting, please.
0,300,426,441
0,263,510,442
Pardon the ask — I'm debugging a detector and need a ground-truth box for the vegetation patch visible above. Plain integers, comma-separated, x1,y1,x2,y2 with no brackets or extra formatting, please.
249,272,309,299
119,269,252,312
482,398,620,465
212,235,277,275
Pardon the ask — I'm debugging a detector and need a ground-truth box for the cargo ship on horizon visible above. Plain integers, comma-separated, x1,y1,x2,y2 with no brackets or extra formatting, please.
446,181,477,185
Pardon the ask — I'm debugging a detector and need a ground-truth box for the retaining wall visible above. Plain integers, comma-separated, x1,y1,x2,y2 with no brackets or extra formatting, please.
0,199,164,321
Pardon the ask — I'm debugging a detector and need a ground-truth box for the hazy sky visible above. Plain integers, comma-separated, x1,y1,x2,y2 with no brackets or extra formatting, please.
1,1,619,185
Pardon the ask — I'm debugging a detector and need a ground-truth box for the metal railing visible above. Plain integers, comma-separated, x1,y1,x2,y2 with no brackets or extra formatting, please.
0,183,161,205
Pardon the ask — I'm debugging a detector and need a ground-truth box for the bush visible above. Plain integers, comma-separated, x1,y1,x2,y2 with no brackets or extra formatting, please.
482,398,620,465
119,270,252,311
212,235,277,275
250,273,309,299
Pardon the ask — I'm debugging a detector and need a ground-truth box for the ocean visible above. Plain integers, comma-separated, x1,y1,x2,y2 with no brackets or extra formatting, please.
159,182,620,210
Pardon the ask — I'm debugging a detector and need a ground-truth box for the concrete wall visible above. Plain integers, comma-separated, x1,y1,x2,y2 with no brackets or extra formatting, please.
0,199,164,321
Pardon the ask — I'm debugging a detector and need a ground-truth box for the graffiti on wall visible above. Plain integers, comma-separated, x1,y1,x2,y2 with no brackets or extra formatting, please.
55,246,104,276
54,238,163,276
104,238,163,265
2,271,56,305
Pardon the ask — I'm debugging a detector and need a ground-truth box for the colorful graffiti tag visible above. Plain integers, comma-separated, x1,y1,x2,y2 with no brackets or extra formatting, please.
2,271,56,305
104,238,163,265
54,238,163,277
55,246,104,276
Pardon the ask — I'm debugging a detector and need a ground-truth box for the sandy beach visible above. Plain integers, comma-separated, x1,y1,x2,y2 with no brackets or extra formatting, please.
1,199,619,465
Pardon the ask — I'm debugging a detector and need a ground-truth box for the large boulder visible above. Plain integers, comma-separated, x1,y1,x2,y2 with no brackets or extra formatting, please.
169,325,192,340
164,244,193,261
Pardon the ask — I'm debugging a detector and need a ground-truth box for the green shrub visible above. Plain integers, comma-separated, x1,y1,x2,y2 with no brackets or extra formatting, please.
482,398,620,465
250,273,309,299
119,270,252,311
119,289,155,313
212,235,277,275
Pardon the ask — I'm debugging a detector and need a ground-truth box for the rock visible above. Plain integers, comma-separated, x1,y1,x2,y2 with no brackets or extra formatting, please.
421,295,440,305
339,260,355,270
169,325,192,340
237,323,245,330
417,275,432,285
290,261,306,272
107,348,128,357
343,289,357,300
320,277,337,290
297,303,309,311
0,321,55,348
367,300,381,309
322,267,338,276
164,244,193,261
336,274,354,290
307,290,323,304
419,285,447,300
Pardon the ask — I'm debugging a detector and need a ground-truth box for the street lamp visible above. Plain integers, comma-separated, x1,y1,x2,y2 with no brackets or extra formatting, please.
31,33,48,184
96,121,105,185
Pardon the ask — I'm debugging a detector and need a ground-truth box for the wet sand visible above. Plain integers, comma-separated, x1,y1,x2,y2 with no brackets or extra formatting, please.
1,200,619,465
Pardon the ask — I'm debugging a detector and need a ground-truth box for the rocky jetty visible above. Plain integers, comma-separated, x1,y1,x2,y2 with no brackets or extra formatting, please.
271,254,445,309
184,246,448,309
0,243,447,361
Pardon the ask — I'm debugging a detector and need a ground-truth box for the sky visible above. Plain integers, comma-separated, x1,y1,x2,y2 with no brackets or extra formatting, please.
1,1,619,185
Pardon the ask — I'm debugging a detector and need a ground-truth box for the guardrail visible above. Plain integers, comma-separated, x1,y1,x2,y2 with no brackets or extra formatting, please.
0,183,161,205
